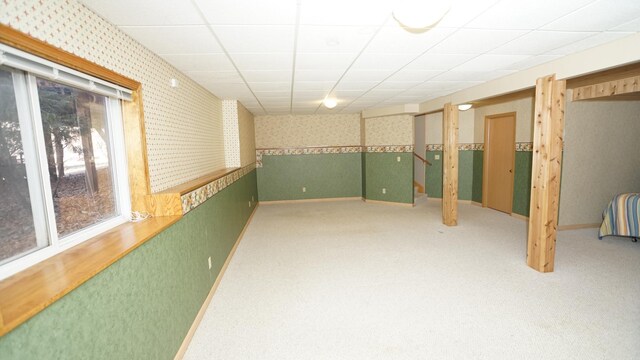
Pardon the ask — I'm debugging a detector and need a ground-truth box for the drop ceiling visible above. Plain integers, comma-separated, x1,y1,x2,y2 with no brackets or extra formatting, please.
80,0,640,115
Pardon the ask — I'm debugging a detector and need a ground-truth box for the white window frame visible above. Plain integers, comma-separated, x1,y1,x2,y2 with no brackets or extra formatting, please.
0,53,131,280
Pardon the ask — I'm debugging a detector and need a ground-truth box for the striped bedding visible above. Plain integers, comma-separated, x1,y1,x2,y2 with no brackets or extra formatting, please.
599,193,640,239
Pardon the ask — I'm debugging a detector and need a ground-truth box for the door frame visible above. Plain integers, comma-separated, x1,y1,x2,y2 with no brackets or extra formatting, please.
482,112,516,212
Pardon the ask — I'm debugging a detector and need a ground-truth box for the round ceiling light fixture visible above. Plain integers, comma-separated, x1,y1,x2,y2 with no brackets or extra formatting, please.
457,103,472,111
393,0,451,33
323,98,338,109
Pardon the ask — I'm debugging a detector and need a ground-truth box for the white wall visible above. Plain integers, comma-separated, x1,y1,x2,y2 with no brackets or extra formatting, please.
559,93,640,226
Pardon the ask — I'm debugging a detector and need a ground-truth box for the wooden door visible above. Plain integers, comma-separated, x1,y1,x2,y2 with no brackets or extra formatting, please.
483,113,516,214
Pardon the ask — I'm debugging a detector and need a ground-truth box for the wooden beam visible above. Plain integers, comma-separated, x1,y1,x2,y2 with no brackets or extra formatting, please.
527,75,566,273
572,75,640,101
472,88,535,108
442,103,459,226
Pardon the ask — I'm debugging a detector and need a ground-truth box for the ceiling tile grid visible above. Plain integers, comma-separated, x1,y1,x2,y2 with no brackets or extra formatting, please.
80,0,640,115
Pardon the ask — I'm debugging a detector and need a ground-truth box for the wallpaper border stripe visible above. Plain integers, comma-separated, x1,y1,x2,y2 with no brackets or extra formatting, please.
181,163,256,214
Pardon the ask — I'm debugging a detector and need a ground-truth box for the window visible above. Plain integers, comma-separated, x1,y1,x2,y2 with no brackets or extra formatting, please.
0,45,131,279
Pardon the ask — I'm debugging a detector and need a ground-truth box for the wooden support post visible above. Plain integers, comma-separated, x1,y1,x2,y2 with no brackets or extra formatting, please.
442,103,458,226
527,75,566,273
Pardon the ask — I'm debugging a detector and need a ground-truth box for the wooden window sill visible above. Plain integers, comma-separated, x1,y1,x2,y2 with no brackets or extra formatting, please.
0,215,181,337
159,167,240,195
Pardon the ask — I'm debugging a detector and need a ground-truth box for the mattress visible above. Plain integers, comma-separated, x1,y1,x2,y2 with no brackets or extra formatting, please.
599,193,640,239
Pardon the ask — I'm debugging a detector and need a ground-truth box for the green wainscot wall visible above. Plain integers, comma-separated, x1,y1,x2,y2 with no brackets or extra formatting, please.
0,171,258,360
425,150,443,199
424,150,475,201
257,153,362,201
424,149,532,217
364,152,414,204
512,151,532,217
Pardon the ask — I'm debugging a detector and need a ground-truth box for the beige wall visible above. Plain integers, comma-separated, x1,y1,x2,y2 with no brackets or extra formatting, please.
237,102,256,166
364,115,413,146
254,114,360,148
425,112,443,144
1,0,226,192
559,93,640,226
423,109,474,145
473,97,535,143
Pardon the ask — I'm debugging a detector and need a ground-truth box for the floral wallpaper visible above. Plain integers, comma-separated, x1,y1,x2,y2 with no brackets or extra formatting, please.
1,0,226,192
255,114,361,148
364,115,413,146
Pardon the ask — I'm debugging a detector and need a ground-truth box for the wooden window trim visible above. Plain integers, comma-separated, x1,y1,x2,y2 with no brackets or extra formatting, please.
0,24,179,336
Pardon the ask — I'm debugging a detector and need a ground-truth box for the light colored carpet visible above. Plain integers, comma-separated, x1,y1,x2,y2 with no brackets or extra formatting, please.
183,198,640,360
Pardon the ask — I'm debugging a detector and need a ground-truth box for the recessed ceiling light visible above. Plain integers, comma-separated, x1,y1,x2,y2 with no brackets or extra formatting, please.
323,98,338,109
393,0,451,32
457,103,472,111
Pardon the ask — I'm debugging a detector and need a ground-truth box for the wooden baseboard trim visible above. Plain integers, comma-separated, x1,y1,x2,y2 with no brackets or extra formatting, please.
259,197,362,205
510,212,529,221
174,203,259,360
471,201,483,207
558,223,600,231
363,199,415,208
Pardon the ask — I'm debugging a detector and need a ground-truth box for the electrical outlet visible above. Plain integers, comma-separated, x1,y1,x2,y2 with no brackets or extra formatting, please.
248,201,251,208
382,188,386,194
302,186,306,193
208,256,212,270
435,155,440,160
397,156,401,162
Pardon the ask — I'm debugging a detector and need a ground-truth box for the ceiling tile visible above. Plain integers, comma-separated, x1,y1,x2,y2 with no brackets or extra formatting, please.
293,81,335,91
162,54,235,72
431,70,516,82
453,54,530,72
248,82,292,92
242,70,292,82
385,69,443,82
334,81,382,91
299,0,391,26
82,0,203,26
119,26,222,54
543,0,640,31
341,70,395,82
296,25,377,53
294,70,344,81
467,0,596,30
254,91,290,98
364,26,456,56
230,53,293,70
429,29,529,55
490,31,596,55
375,81,422,90
292,90,329,99
546,32,635,55
184,71,243,83
213,25,295,53
436,0,500,27
200,82,252,98
613,16,640,31
350,53,414,71
296,53,356,70
405,53,477,71
413,80,484,92
504,55,563,71
193,0,298,25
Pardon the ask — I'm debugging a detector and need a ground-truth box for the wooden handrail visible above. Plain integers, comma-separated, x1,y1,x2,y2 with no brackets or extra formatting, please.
413,152,432,166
